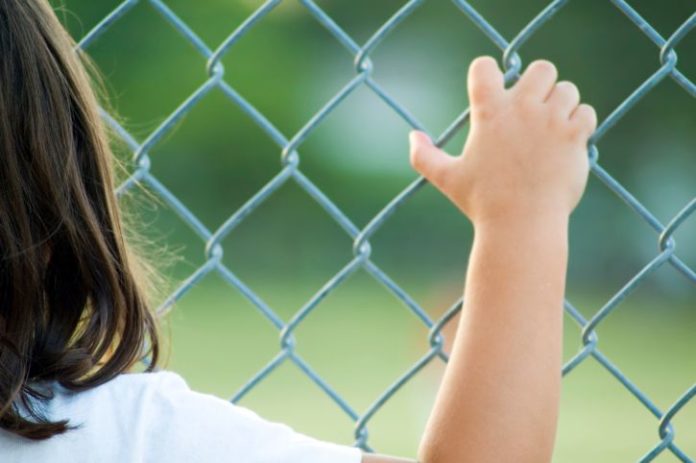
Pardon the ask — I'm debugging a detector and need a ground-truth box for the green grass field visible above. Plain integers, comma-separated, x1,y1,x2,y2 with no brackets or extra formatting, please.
155,272,695,462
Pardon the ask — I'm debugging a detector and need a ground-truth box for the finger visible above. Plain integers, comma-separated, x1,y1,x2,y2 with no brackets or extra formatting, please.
546,81,580,117
409,131,455,189
467,56,505,107
512,60,558,101
570,103,597,137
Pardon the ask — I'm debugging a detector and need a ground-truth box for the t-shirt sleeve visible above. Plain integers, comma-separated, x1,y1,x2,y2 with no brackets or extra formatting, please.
143,371,362,463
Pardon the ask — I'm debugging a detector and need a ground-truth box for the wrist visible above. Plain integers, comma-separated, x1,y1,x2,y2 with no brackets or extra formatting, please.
472,211,569,242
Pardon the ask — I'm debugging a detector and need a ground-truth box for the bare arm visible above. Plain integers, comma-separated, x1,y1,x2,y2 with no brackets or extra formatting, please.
363,57,596,463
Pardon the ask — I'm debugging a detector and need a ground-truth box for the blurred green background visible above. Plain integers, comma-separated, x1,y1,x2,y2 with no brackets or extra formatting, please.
52,0,695,461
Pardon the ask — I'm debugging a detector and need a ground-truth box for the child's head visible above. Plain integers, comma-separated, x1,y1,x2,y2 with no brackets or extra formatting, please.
0,0,161,439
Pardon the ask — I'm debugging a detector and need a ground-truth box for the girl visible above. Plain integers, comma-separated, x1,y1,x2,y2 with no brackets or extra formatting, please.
0,1,596,462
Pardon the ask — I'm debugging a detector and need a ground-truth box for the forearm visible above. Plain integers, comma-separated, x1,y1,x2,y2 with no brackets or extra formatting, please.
418,216,568,463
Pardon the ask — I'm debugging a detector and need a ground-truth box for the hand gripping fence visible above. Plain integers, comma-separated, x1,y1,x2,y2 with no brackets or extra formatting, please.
72,1,695,461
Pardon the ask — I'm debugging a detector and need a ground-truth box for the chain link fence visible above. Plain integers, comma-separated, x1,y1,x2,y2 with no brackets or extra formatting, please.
69,0,695,461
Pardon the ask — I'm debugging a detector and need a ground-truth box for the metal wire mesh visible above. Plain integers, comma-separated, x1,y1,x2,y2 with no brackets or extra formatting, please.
70,1,695,461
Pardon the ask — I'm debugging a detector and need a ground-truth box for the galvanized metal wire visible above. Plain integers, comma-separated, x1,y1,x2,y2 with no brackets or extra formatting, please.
73,1,695,461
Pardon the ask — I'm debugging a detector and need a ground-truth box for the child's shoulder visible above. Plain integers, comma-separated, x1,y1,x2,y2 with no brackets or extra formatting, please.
49,369,191,417
107,369,188,390
54,368,184,393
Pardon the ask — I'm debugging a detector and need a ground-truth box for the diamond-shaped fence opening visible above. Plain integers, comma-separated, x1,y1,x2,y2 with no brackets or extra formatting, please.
58,0,695,461
77,3,206,129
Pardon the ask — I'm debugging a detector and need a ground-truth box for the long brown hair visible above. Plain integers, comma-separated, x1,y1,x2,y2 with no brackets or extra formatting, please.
0,0,164,439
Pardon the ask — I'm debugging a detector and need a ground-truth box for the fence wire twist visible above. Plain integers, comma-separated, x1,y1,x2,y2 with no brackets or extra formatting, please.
72,1,695,461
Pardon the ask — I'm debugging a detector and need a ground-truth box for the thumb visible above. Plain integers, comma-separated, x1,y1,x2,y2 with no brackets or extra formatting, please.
409,131,454,189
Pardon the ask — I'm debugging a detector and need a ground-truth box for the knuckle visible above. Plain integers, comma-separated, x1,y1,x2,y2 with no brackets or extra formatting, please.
549,110,568,130
516,92,539,112
473,102,494,120
471,85,494,104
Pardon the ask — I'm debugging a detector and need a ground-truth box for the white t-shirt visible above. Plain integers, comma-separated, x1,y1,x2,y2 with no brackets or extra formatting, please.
0,370,363,463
